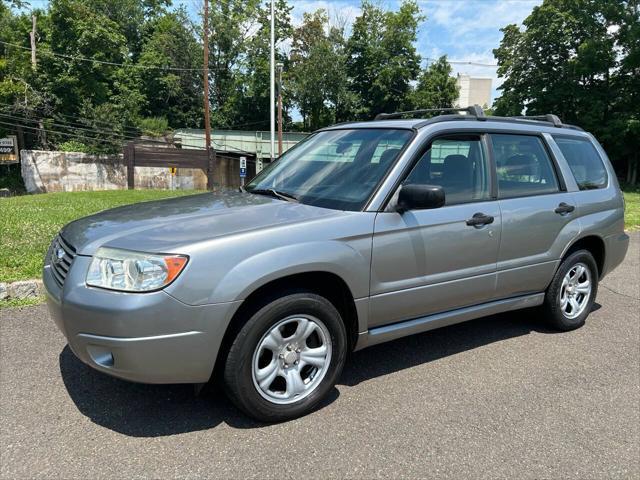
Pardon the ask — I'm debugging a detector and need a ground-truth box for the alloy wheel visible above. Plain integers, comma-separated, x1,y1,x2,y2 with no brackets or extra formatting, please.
559,262,592,319
251,315,332,405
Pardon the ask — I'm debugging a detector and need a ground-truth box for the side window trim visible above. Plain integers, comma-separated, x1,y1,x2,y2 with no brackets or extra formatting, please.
384,131,494,210
489,132,565,200
482,133,498,200
540,134,567,191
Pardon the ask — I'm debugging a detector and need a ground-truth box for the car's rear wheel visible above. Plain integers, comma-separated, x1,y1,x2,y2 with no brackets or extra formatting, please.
542,249,598,331
223,292,347,422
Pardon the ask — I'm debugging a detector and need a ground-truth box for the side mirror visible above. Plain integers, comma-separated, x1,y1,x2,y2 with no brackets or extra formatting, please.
396,184,445,213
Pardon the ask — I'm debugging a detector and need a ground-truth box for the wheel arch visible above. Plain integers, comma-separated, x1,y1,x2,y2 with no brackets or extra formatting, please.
560,234,606,278
210,271,359,383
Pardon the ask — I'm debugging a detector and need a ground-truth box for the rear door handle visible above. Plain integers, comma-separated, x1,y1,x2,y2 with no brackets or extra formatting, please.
554,202,575,215
466,212,494,227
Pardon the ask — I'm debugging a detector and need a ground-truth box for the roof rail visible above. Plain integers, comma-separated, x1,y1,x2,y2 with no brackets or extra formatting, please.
374,104,486,121
511,114,563,127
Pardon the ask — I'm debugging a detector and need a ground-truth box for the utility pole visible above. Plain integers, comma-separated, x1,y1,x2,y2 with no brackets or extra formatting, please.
30,15,36,70
30,14,47,148
269,0,275,166
203,0,215,189
276,63,283,156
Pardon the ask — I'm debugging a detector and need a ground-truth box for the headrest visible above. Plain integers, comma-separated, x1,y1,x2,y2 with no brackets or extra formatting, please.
379,148,401,166
443,154,472,176
504,154,536,176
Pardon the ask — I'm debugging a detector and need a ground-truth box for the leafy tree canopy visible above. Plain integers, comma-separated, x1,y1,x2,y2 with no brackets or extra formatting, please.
411,55,459,109
493,0,639,181
0,0,450,154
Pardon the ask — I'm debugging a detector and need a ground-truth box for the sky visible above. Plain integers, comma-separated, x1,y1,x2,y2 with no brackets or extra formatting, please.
288,0,543,104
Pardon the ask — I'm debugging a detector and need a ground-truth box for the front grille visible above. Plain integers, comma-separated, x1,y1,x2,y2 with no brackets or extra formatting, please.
48,235,76,287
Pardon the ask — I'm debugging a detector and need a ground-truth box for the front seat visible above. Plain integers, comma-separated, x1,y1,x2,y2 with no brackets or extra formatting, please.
440,154,473,203
502,154,538,196
504,154,536,177
378,148,401,168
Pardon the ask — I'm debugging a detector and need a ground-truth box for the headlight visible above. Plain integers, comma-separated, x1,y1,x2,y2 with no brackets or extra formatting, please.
86,247,188,292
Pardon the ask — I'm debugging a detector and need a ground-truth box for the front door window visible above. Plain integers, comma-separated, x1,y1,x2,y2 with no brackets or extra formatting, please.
404,135,491,205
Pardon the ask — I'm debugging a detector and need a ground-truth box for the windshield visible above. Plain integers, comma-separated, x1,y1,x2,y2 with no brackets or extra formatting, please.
246,128,414,211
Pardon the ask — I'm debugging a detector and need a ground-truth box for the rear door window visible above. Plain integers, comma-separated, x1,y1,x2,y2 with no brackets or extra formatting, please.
491,134,560,198
553,136,608,190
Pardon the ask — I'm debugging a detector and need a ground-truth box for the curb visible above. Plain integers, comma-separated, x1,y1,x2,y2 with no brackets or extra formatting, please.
0,279,44,301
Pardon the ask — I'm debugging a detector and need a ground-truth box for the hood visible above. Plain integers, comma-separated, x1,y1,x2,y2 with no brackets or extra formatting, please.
60,190,340,255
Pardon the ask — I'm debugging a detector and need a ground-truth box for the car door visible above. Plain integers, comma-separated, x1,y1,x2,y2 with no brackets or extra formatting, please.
368,134,501,328
491,133,579,299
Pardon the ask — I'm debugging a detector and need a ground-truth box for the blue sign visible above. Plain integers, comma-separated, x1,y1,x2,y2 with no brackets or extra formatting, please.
240,167,247,178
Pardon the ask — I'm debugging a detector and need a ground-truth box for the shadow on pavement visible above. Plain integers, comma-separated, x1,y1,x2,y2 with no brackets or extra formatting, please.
59,305,600,437
340,305,600,386
59,347,265,436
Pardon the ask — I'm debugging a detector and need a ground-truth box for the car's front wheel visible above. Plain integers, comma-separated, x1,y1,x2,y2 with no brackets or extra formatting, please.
542,249,598,331
223,292,347,422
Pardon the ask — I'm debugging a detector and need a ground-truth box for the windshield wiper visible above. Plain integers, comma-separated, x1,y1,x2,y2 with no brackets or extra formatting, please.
249,188,298,203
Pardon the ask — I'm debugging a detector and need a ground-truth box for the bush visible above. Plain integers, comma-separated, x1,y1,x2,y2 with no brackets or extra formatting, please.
0,163,25,194
58,140,92,153
137,117,170,137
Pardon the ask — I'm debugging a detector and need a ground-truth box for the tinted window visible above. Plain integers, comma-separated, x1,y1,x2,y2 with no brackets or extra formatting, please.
405,136,490,205
246,129,413,211
554,136,607,190
491,134,559,198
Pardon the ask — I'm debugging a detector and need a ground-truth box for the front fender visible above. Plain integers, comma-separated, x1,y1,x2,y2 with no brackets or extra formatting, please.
210,240,371,304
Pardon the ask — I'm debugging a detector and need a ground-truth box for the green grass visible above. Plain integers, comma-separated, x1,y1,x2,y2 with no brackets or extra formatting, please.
0,189,203,283
0,185,638,284
622,184,640,231
0,296,45,309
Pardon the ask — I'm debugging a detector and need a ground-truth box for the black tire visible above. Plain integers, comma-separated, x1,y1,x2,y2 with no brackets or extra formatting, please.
223,292,347,422
542,249,598,331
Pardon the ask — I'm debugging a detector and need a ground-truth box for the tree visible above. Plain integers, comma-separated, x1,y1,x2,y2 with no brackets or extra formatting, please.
347,0,423,119
1,0,210,151
137,7,202,129
289,9,355,130
612,1,640,184
411,55,458,109
203,0,261,128
493,0,638,182
41,0,147,151
234,0,293,130
0,2,52,149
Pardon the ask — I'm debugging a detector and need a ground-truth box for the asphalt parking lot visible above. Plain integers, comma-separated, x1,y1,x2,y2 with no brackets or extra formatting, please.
1,233,638,479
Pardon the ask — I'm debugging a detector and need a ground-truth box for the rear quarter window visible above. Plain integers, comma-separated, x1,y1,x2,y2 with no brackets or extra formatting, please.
553,136,608,190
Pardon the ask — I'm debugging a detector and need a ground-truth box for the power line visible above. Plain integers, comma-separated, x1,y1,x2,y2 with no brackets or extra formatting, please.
2,39,500,72
0,40,205,72
0,119,120,145
0,103,143,135
0,102,278,136
424,56,498,67
1,112,254,154
0,112,203,149
0,112,163,144
449,60,498,67
0,100,271,132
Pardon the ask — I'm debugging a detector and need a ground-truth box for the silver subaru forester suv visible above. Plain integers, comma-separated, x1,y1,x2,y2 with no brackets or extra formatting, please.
44,107,629,421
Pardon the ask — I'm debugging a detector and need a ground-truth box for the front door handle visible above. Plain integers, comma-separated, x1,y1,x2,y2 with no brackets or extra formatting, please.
466,212,494,227
554,202,575,215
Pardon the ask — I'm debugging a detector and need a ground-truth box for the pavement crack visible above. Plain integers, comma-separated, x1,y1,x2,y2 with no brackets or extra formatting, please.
600,283,640,301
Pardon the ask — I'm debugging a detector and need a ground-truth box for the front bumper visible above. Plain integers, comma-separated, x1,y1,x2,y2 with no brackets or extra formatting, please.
44,255,241,384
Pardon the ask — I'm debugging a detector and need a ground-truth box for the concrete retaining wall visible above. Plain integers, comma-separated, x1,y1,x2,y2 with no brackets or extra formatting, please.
21,150,207,193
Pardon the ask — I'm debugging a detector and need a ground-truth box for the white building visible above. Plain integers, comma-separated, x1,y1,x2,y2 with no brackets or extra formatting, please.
455,74,492,108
